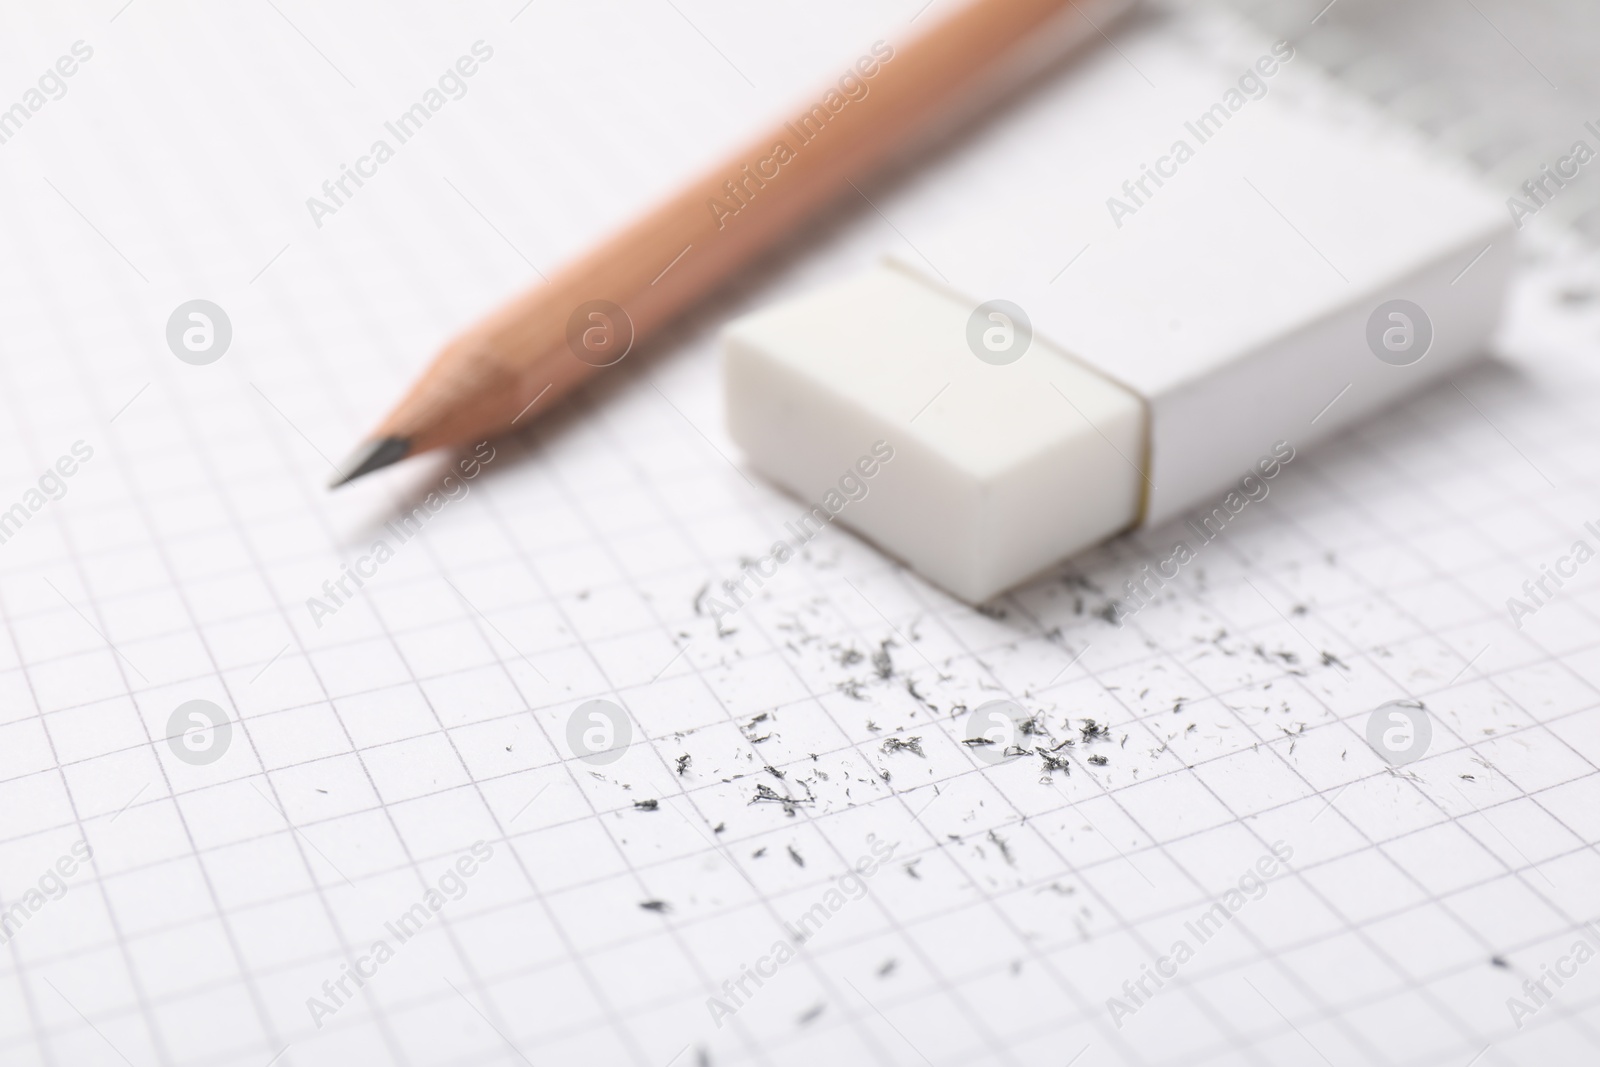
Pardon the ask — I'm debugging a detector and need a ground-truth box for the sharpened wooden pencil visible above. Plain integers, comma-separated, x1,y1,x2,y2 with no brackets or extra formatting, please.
332,0,1134,486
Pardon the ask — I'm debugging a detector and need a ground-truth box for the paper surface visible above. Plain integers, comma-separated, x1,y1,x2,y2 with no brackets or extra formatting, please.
3,2,1600,1065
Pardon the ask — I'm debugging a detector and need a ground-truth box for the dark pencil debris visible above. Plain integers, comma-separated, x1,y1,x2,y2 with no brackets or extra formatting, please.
988,829,1015,866
872,640,894,680
1037,747,1072,778
751,782,812,815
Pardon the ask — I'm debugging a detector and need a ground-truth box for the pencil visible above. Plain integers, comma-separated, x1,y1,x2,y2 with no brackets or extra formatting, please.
332,0,1135,486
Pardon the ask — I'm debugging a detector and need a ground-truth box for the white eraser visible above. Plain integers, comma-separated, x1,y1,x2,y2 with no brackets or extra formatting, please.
724,263,1145,603
722,15,1514,603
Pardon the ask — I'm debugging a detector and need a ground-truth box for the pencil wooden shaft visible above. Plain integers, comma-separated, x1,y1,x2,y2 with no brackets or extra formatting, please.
372,0,1119,457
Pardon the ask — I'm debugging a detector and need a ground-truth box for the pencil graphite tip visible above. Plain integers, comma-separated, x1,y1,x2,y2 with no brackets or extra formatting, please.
329,437,412,488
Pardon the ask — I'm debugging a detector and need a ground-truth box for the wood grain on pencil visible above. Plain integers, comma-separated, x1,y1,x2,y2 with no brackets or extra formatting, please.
334,0,1130,485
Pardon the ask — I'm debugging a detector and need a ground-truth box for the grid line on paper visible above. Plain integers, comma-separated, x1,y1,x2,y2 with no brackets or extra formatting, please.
9,575,1600,959
0,194,290,1064
498,434,904,1067
9,675,1600,991
574,409,1047,1067
11,560,1600,874
326,216,737,1067
0,546,1589,777
10,790,1600,1063
1104,560,1507,1061
928,577,1385,1064
44,228,433,1067
279,192,634,1061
